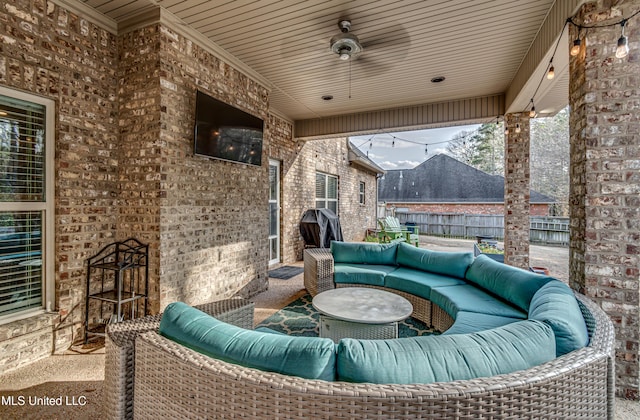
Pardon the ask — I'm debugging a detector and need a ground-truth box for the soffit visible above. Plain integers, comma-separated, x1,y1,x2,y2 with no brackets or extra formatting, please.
80,0,565,122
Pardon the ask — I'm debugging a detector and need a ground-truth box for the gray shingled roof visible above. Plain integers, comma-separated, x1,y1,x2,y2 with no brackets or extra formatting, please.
378,154,555,203
347,140,385,175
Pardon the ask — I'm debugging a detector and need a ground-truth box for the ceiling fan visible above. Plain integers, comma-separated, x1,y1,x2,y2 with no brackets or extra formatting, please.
327,19,410,98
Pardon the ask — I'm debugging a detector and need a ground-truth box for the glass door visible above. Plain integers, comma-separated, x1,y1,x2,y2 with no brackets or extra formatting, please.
268,160,280,265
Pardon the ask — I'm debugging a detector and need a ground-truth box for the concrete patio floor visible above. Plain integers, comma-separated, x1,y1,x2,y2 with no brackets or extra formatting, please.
1,236,638,419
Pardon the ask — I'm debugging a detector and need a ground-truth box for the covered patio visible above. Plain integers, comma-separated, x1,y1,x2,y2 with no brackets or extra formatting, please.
0,0,638,409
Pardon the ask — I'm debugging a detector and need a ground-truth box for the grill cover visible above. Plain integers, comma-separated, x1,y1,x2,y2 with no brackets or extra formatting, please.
300,209,343,248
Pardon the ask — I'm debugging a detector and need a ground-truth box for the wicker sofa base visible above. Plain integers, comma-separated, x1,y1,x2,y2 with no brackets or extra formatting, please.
104,298,254,420
133,299,613,419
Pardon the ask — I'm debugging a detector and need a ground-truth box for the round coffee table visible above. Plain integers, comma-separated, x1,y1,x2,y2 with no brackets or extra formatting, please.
312,287,413,342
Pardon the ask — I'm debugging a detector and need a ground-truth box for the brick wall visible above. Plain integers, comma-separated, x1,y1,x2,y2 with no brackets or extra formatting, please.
118,23,272,309
0,0,119,371
504,112,531,269
569,0,640,399
117,25,162,311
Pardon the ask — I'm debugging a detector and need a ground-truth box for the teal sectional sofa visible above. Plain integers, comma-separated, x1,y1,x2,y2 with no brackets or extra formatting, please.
106,242,615,419
325,241,589,356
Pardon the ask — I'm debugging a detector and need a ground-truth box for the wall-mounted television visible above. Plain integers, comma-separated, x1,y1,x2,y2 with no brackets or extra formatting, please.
193,90,264,166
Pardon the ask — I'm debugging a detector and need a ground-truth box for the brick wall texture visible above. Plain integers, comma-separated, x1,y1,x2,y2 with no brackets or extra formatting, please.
569,0,640,399
504,112,531,269
0,2,377,372
0,1,120,370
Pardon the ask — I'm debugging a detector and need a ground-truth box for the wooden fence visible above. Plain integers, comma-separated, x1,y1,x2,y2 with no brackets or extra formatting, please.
395,212,569,246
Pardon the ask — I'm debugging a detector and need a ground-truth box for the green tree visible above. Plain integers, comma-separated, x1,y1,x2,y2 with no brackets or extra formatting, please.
446,123,504,175
530,108,570,215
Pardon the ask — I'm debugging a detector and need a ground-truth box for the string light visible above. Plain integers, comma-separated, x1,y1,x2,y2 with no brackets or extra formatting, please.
616,20,629,58
546,59,555,80
570,37,582,56
529,99,536,118
517,8,638,127
568,9,639,61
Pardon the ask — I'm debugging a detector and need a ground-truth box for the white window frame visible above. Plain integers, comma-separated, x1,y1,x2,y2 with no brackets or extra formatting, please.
359,181,366,205
315,172,339,214
0,86,55,323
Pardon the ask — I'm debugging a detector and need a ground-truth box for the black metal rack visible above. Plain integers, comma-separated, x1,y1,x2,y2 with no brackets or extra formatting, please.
84,238,149,343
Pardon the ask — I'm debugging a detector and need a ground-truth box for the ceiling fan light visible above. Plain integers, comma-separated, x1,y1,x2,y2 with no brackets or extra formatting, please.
330,28,363,60
570,38,581,56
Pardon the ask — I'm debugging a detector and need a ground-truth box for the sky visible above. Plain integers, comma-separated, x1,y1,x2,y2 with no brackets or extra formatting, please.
350,124,481,170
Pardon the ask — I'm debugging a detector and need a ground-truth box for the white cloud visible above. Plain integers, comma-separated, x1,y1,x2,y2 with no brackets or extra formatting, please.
380,160,420,170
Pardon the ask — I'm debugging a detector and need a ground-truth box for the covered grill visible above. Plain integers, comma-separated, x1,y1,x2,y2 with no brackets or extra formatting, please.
299,209,343,248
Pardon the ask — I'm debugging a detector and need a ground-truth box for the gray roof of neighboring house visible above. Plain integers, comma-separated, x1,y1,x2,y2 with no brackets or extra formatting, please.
378,154,555,203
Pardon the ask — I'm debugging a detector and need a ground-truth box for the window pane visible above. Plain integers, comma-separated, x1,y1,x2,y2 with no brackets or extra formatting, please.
315,200,325,209
328,201,337,215
0,94,46,202
0,211,42,316
269,164,277,201
315,173,326,199
327,176,337,199
269,202,278,236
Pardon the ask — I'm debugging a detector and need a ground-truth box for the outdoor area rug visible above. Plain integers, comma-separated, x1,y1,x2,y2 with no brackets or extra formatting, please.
268,266,304,280
257,294,438,337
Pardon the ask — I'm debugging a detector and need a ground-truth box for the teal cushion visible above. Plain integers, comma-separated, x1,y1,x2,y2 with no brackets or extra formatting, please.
528,281,589,356
384,267,466,300
331,241,398,265
334,263,396,286
443,311,520,335
465,254,554,311
430,284,527,319
159,302,336,381
336,320,556,384
396,242,473,279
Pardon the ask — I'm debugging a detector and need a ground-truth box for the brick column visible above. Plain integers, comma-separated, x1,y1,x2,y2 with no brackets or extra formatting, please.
569,1,640,399
503,112,531,269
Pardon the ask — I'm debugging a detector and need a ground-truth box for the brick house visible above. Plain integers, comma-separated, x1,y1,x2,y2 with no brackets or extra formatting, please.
0,0,638,399
379,154,555,215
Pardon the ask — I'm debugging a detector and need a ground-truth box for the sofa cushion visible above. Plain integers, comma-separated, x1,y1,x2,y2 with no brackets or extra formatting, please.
384,267,466,300
331,241,398,265
396,242,473,279
430,284,527,319
159,302,336,381
333,263,396,286
443,311,520,335
336,320,556,384
528,280,589,356
465,254,554,311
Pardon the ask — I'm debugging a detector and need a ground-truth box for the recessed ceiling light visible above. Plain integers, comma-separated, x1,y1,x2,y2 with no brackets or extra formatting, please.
322,95,334,101
430,76,446,83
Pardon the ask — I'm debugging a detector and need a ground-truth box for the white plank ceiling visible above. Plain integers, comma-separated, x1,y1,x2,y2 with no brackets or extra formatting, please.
80,0,567,122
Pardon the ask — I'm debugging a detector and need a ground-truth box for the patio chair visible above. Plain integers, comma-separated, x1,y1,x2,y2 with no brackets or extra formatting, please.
377,216,419,246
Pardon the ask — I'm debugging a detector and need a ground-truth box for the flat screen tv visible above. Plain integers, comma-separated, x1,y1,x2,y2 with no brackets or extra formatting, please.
193,90,264,166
